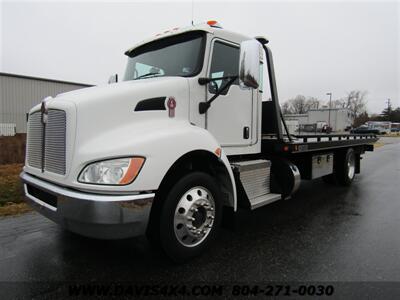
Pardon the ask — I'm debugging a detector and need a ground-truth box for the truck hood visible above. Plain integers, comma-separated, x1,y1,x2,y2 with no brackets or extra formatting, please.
54,76,189,110
65,76,190,158
25,76,190,181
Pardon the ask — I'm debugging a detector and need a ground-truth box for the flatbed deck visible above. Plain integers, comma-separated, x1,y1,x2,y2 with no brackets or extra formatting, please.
261,133,378,154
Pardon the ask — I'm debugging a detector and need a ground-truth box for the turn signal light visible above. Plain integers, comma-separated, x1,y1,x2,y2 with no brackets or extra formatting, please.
119,157,145,185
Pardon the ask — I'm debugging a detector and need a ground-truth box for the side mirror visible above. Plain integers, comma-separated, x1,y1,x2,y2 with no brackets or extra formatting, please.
239,40,261,89
108,74,118,84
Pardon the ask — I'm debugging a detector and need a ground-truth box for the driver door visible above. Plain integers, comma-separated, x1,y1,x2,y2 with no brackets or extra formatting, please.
206,40,254,147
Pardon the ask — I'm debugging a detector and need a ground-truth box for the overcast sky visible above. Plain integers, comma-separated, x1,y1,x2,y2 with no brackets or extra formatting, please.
1,0,399,113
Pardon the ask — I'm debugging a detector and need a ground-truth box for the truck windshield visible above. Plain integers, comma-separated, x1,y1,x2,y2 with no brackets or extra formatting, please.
124,31,206,81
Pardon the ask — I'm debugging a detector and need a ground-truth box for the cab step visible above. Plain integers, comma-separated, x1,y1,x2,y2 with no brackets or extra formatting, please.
249,193,281,210
232,159,282,210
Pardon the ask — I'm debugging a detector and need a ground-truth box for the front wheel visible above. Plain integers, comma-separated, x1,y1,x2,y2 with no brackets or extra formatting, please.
158,172,222,263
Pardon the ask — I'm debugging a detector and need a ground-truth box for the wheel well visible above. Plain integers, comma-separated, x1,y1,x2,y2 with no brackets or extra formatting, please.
146,150,234,237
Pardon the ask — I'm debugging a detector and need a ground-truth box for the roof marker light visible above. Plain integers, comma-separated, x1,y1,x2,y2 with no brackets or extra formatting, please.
207,20,222,28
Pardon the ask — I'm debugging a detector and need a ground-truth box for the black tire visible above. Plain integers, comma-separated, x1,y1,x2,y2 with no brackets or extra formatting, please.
335,148,356,186
157,172,222,263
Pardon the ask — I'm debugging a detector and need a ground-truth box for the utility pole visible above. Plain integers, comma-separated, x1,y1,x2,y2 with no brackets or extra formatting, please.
326,92,332,132
386,98,391,113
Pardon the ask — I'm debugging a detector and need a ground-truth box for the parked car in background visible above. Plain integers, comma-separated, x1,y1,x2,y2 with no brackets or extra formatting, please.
350,125,380,134
367,121,391,134
391,123,400,132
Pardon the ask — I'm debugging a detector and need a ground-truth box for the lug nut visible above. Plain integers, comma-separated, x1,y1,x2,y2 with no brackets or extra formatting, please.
187,216,195,221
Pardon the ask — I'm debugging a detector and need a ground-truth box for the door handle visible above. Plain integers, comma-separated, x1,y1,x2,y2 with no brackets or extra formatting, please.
243,126,250,139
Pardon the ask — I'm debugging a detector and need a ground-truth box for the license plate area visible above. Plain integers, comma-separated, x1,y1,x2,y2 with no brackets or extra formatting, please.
27,184,58,208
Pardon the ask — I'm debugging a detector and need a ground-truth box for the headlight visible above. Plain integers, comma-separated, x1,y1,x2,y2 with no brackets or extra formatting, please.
78,157,145,185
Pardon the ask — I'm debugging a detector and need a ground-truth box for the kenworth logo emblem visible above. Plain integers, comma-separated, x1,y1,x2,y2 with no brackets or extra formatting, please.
41,97,51,124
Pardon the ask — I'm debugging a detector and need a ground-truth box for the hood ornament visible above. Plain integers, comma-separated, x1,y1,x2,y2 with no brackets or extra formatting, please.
41,97,51,124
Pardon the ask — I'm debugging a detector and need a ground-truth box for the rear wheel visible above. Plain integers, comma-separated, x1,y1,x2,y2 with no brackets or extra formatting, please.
157,172,222,263
322,148,356,186
334,148,356,186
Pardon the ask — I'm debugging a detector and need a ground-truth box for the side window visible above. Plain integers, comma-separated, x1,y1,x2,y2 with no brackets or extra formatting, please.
208,41,239,95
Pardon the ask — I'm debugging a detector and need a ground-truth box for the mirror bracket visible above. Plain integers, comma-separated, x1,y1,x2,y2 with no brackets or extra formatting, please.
108,74,118,84
198,75,236,86
198,76,237,114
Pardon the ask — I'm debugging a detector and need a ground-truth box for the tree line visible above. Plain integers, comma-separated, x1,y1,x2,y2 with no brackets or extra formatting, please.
281,90,399,127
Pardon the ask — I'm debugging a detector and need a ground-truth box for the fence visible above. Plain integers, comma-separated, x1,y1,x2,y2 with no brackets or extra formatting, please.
0,134,26,164
0,123,16,136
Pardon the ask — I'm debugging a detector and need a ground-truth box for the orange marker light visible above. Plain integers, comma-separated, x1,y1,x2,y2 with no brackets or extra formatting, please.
119,157,145,185
207,20,218,26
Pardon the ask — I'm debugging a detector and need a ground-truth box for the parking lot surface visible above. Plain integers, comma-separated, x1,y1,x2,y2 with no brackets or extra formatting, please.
0,138,399,296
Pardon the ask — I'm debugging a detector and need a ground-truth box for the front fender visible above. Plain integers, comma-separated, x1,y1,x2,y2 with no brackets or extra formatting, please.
70,119,237,208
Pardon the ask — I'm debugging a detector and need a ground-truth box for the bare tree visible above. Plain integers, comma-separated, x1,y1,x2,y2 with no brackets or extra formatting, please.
281,101,292,114
282,95,322,114
306,97,321,110
344,90,367,117
289,95,308,114
331,99,346,108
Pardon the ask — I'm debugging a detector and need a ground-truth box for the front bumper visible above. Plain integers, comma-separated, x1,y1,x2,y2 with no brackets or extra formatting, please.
20,172,155,239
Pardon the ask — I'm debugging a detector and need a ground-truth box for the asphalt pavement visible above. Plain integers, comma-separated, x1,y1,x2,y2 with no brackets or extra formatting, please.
0,137,399,297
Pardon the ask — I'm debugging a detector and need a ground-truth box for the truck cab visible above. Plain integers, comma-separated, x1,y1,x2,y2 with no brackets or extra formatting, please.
123,22,264,155
21,21,377,262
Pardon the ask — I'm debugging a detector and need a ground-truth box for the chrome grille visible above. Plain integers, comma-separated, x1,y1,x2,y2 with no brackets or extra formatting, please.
27,109,66,175
44,110,66,175
27,112,43,169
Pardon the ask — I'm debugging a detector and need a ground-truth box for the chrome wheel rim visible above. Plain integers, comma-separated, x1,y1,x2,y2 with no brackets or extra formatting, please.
173,186,215,247
347,153,355,179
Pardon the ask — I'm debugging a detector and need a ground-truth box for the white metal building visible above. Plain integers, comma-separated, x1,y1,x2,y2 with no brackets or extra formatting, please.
0,72,92,133
284,114,308,125
284,108,354,132
308,108,353,132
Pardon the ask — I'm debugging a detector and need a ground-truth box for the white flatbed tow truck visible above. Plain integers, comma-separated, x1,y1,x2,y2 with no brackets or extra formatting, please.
21,21,377,262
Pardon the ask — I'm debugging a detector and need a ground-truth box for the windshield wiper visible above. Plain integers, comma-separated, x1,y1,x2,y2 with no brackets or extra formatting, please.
134,72,161,80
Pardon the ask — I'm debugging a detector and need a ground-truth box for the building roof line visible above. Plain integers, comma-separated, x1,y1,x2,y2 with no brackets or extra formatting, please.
308,108,349,111
0,72,94,87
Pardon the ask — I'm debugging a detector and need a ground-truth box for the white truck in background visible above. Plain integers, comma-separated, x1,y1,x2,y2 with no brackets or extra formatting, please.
21,21,377,262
